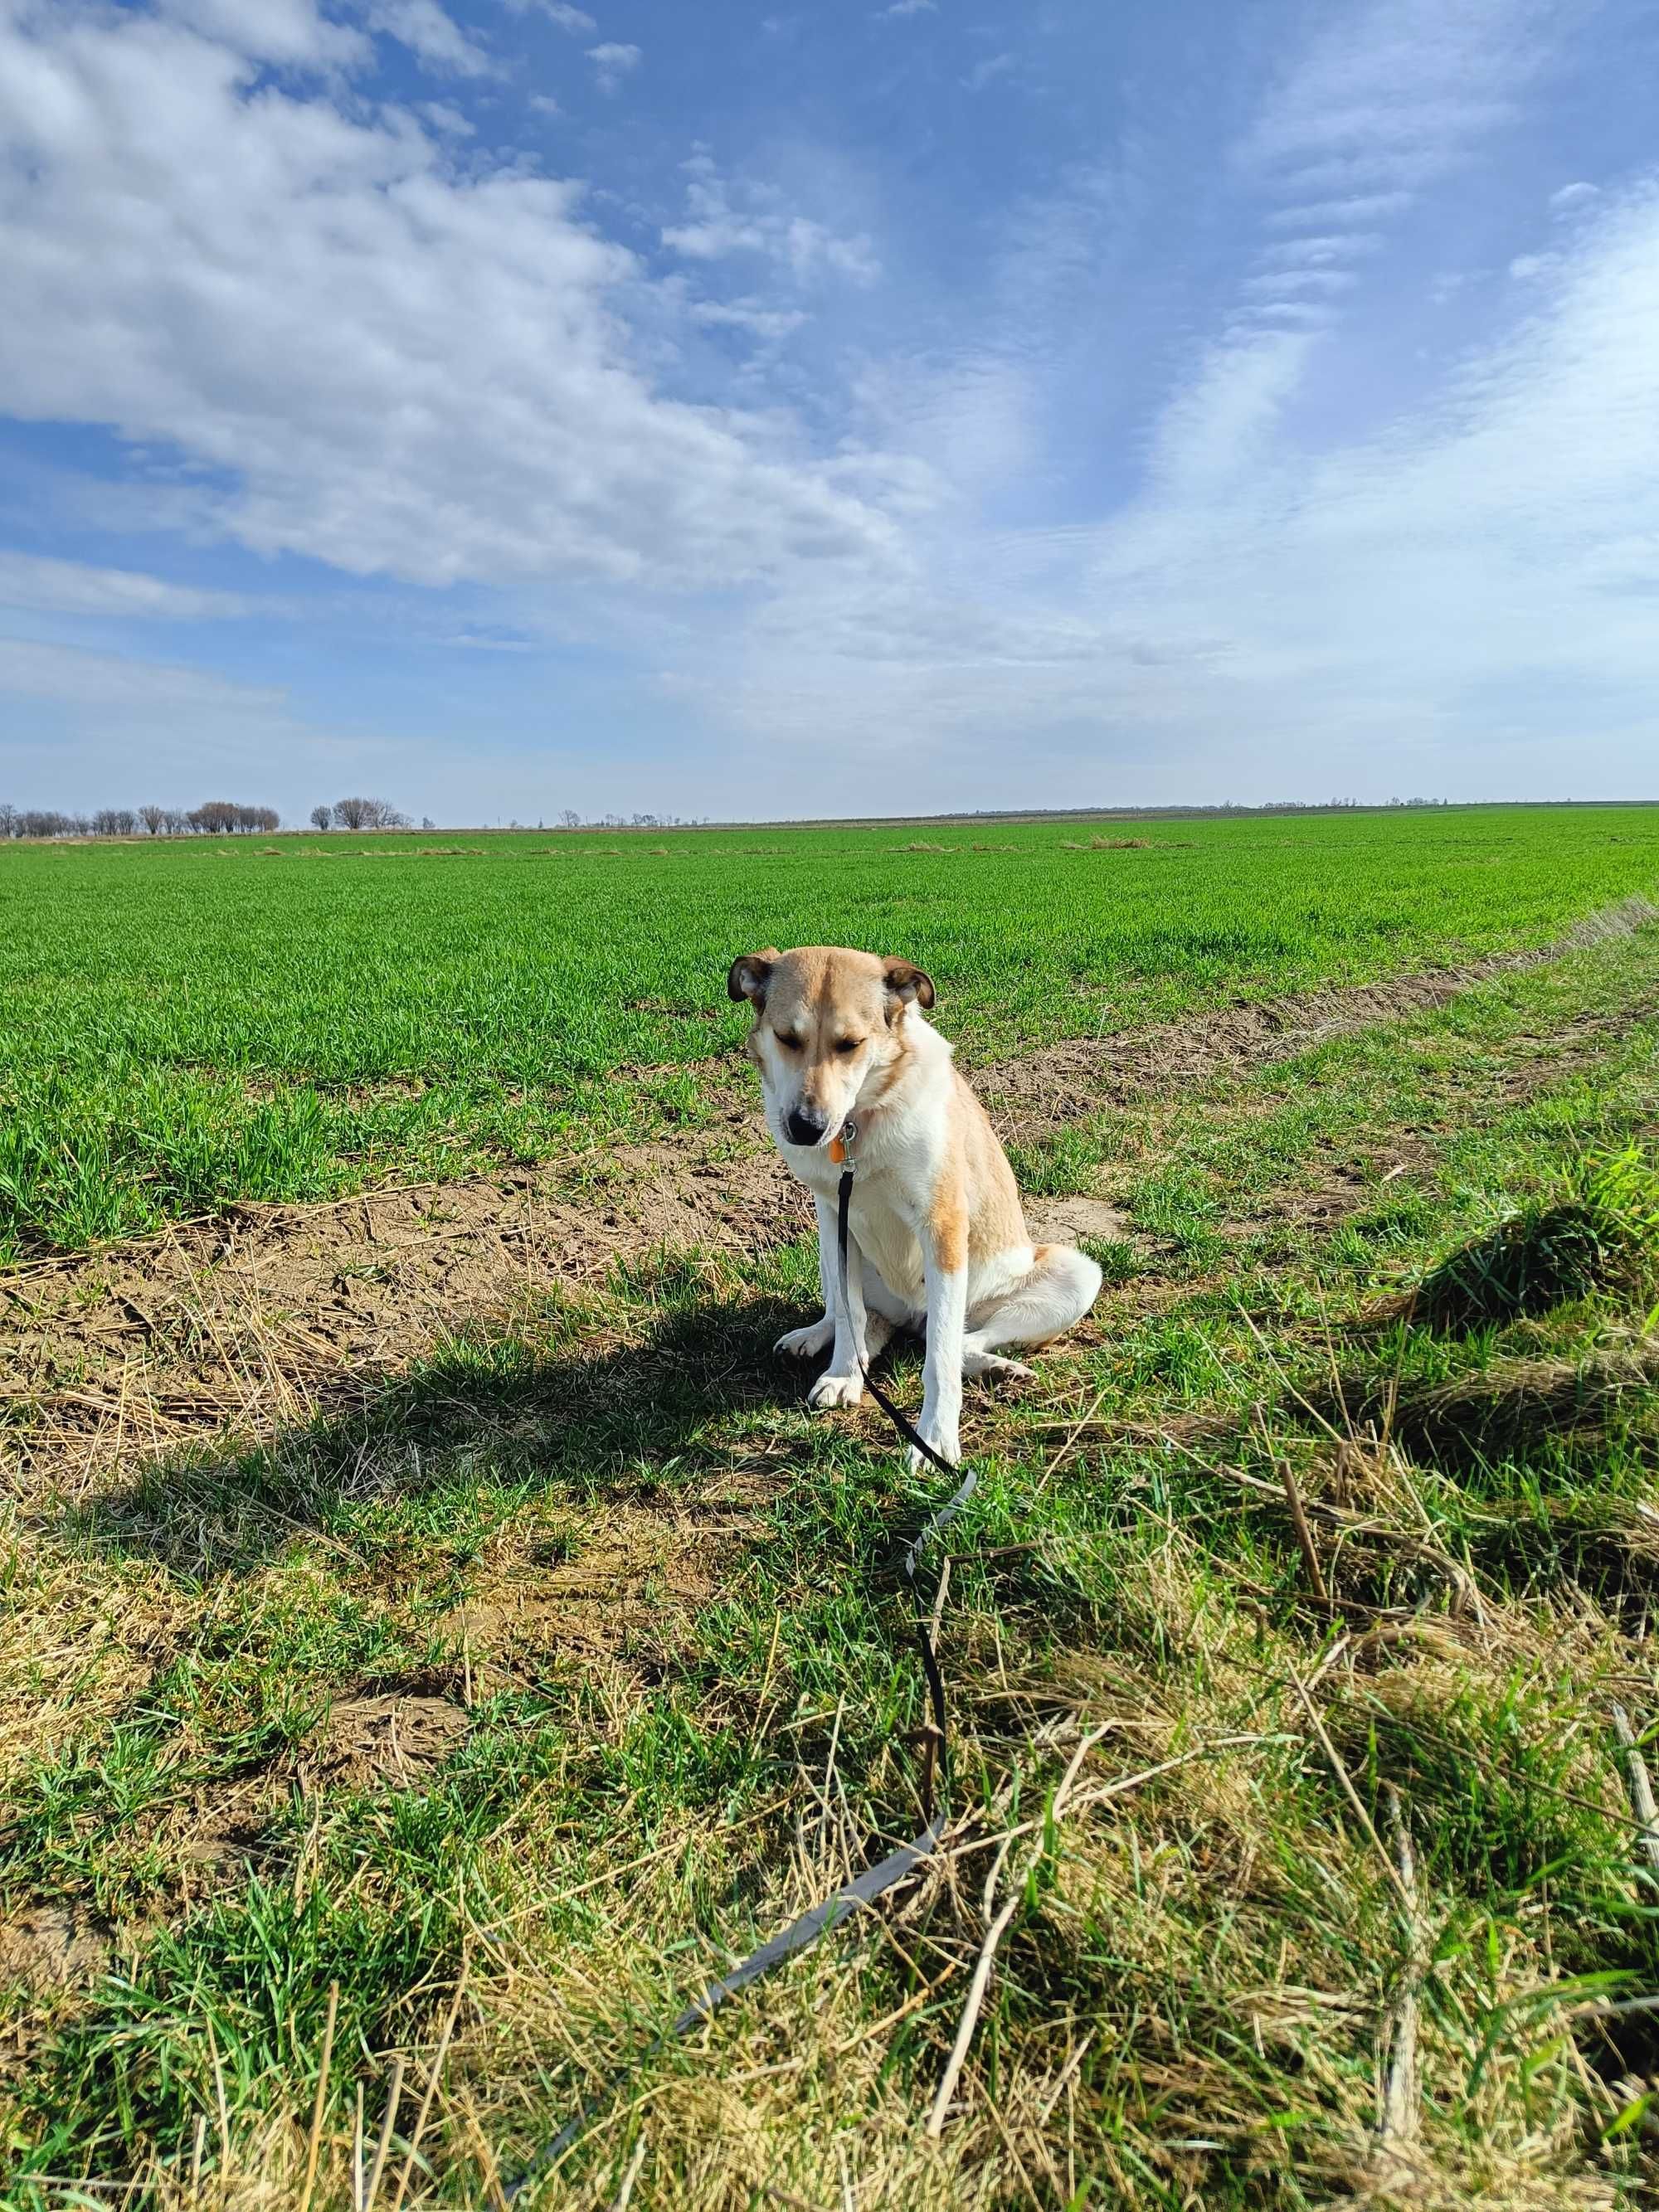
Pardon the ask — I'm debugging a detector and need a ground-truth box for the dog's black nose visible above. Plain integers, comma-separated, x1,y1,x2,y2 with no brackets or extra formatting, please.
783,1106,824,1147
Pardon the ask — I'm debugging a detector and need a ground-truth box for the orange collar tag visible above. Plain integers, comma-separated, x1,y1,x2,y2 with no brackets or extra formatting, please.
828,1135,847,1164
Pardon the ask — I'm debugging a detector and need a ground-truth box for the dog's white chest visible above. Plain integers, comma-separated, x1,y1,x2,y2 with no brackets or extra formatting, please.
849,1179,925,1303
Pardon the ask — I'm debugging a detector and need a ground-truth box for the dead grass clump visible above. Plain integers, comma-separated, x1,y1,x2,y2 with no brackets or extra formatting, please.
306,1694,470,1791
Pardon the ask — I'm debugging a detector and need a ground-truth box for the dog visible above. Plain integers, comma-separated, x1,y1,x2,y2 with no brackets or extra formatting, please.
727,946,1102,1468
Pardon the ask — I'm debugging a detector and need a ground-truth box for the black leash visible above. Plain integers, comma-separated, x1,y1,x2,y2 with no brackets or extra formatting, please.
504,1126,972,2197
835,1148,976,1821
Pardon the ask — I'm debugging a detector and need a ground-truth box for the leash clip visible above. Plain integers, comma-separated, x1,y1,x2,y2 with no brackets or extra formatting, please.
829,1116,857,1169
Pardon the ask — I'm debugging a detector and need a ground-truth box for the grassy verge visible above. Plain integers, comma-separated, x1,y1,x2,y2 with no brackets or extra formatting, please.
2,932,1658,2206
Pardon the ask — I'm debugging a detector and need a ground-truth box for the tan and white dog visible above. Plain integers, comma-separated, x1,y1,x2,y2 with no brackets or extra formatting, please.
728,945,1102,1468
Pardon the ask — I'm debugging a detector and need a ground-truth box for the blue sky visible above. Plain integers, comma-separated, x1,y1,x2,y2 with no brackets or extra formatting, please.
2,0,1657,823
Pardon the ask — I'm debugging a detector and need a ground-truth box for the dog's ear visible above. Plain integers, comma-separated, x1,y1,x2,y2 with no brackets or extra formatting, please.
883,959,935,1013
727,950,781,1006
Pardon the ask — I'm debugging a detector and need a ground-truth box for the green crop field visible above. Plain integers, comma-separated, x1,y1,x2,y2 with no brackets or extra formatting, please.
3,805,1659,1260
3,805,1659,2210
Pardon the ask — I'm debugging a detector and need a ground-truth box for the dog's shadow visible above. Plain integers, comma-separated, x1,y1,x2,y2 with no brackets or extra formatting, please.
68,1288,907,1584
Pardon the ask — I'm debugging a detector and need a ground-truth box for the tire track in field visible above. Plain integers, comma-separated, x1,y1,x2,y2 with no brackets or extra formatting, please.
2,897,1654,1491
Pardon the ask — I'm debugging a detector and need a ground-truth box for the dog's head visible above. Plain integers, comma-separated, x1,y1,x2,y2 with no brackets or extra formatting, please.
726,945,935,1151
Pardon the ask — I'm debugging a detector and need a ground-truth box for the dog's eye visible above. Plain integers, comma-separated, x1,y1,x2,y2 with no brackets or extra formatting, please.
775,1032,801,1051
833,1037,860,1056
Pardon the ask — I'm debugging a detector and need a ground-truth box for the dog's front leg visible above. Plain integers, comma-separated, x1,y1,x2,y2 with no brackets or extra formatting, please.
806,1193,868,1411
916,1206,967,1471
775,1194,839,1359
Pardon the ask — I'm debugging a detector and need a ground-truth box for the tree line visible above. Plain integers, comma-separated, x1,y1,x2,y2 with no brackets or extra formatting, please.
0,797,411,839
0,801,280,839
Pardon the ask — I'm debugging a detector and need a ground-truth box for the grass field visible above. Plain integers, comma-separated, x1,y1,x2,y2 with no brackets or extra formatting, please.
2,807,1659,2209
5,807,1659,1259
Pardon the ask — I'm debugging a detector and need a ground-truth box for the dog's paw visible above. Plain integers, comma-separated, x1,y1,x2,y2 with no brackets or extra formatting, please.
969,1353,1035,1388
907,1425,961,1474
775,1317,835,1359
807,1370,864,1412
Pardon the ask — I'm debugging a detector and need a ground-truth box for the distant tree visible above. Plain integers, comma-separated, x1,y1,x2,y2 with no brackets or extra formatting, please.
0,805,16,839
559,809,580,829
189,800,241,834
334,796,407,829
310,805,333,831
139,805,167,836
163,808,190,835
421,815,435,831
93,809,136,837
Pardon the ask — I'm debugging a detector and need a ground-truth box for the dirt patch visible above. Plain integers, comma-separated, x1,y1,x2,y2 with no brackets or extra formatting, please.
450,1498,747,1670
0,1120,810,1493
307,1693,470,1790
1024,1196,1136,1246
0,1905,109,1993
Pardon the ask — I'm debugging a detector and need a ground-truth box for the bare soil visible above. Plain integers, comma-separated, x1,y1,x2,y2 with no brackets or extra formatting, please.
0,1905,110,1996
308,1693,472,1790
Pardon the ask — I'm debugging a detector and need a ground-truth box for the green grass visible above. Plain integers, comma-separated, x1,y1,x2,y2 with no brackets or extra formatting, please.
2,805,1658,1256
2,917,1658,2204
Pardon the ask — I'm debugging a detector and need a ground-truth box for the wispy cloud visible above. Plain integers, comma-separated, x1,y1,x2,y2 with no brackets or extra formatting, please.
365,0,495,76
585,39,640,91
962,51,1013,91
662,153,881,283
0,552,256,621
503,0,596,32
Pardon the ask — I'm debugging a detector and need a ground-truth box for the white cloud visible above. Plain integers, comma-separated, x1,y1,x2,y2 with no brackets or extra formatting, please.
0,1,898,594
1263,192,1414,228
1508,250,1561,280
0,637,286,712
663,155,881,283
162,0,368,66
365,0,494,75
718,174,1659,798
689,299,810,342
1238,268,1359,297
962,52,1013,91
513,0,596,32
528,91,561,115
1549,178,1599,215
421,100,475,135
0,552,256,620
1167,0,1572,483
585,39,640,91
1242,0,1551,187
1258,233,1384,267
876,0,935,17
